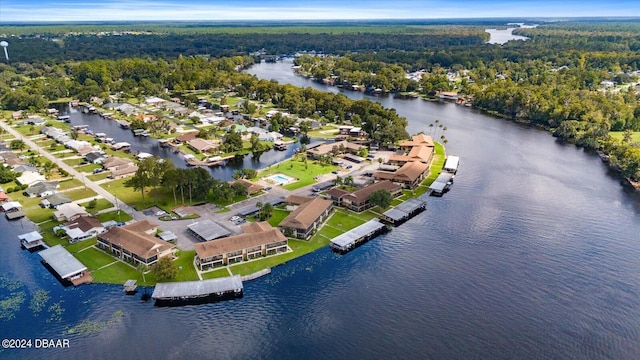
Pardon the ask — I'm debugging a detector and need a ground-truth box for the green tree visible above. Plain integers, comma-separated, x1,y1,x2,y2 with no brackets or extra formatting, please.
150,257,177,281
10,139,26,151
369,189,392,209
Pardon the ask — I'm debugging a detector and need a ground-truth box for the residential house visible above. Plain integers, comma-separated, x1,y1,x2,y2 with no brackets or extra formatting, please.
0,151,19,164
373,161,429,189
144,96,166,107
389,145,434,165
25,181,59,197
307,141,364,160
41,193,72,209
102,156,134,170
332,180,402,212
187,138,219,154
25,116,46,126
259,131,283,142
194,222,288,270
97,220,175,267
232,179,264,195
16,171,46,186
109,164,139,179
175,132,198,144
11,110,23,119
283,194,313,210
279,197,333,239
59,216,106,243
12,164,38,173
85,151,107,164
53,203,89,222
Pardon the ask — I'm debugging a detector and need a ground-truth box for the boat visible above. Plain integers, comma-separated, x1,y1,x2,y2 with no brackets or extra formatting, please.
57,115,70,121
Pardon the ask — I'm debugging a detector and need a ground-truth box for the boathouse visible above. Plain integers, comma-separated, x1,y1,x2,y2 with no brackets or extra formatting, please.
443,155,460,174
19,231,45,250
39,245,92,286
380,198,427,226
329,219,387,253
429,172,455,196
151,276,243,305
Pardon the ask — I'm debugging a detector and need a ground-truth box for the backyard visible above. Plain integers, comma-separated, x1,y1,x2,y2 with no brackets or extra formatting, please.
257,156,337,190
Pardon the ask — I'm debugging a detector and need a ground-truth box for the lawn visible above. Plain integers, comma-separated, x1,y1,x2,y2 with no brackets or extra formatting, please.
63,158,85,166
24,206,55,224
87,172,112,181
267,209,290,227
75,247,118,270
171,251,200,282
38,220,66,247
80,198,113,213
66,238,97,253
307,125,339,139
91,261,157,285
609,131,640,143
102,178,195,210
58,178,83,190
63,187,98,201
95,210,133,223
76,163,101,173
325,208,367,229
257,156,337,191
201,268,232,279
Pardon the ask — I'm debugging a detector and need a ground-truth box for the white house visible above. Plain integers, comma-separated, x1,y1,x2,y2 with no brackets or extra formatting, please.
16,171,46,186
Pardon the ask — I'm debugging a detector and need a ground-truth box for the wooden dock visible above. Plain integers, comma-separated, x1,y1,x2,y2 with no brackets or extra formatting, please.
123,280,138,294
186,155,234,167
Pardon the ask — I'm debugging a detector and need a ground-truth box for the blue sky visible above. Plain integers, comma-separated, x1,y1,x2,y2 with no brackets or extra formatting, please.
1,0,640,22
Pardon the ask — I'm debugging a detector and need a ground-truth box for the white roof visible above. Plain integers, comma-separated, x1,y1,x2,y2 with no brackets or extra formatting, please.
54,203,88,220
152,276,243,299
145,96,166,104
16,171,46,186
136,152,153,160
18,231,43,243
2,201,22,211
444,156,459,171
39,245,87,279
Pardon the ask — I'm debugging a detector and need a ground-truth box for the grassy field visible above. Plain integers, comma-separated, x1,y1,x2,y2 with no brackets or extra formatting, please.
66,238,97,253
80,198,113,213
267,209,290,227
87,172,112,181
307,125,339,139
609,131,640,143
201,268,232,279
95,210,133,223
63,187,98,201
258,156,337,191
75,247,118,269
63,157,85,166
171,251,200,282
58,178,83,190
92,261,157,285
76,163,101,173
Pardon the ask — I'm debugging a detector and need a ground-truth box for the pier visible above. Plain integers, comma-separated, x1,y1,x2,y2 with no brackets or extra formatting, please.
151,276,243,306
380,198,427,226
39,245,92,286
186,155,235,167
19,231,45,251
429,172,455,196
329,219,388,253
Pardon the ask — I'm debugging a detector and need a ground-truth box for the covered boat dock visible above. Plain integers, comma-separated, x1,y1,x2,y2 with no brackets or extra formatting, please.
152,276,243,305
429,172,455,196
19,231,45,250
329,219,387,253
39,245,92,286
380,198,427,226
443,155,460,174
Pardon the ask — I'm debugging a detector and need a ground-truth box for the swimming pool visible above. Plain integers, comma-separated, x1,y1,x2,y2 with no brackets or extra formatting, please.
265,173,296,186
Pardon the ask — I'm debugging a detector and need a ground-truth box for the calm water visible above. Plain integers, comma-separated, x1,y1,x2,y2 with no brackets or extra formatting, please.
485,28,530,44
3,60,640,360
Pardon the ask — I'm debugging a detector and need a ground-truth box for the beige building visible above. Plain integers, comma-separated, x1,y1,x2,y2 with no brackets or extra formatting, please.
279,197,333,239
97,220,175,266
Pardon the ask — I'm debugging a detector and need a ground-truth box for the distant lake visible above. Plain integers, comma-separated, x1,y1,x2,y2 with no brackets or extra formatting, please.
486,24,537,45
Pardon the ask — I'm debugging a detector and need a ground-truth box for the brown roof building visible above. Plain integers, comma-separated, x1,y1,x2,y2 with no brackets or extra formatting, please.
102,157,134,170
398,134,434,150
389,145,434,165
283,194,314,206
109,164,139,179
307,141,364,159
62,216,105,243
97,221,174,266
194,222,288,270
233,179,264,195
336,180,402,212
187,138,219,154
279,197,333,239
175,132,198,143
373,161,429,189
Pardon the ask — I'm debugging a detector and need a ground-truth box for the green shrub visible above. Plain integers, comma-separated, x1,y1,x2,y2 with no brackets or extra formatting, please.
20,184,28,190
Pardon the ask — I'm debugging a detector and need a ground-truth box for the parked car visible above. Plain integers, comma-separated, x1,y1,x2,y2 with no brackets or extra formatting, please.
265,186,272,191
346,165,353,169
155,210,167,216
332,170,339,174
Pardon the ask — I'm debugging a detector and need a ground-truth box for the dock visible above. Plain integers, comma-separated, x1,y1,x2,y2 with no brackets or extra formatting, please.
151,276,243,306
123,280,138,294
19,231,45,251
186,155,234,167
429,172,455,196
380,198,427,226
39,245,92,286
443,155,460,174
329,219,388,253
5,209,25,220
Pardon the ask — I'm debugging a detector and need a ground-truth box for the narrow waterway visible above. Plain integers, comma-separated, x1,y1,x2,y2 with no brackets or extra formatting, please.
2,60,640,360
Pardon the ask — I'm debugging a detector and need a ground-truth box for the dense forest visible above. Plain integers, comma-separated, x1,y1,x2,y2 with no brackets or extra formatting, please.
2,20,640,181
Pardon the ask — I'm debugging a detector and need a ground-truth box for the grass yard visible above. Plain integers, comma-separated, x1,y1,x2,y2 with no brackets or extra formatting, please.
24,206,55,224
39,221,66,247
80,198,113,213
66,238,97,253
306,125,339,139
63,157,85,166
102,178,198,210
63,187,98,201
76,163,101,173
201,268,232,279
171,251,200,282
267,209,290,227
57,178,83,190
74,247,118,270
325,208,368,229
258,157,337,191
91,261,157,285
95,210,133,223
87,172,112,181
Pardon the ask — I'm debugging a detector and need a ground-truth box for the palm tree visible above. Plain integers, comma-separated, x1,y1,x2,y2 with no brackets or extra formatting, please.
377,157,383,168
255,201,263,220
344,175,354,187
334,175,343,186
429,123,434,136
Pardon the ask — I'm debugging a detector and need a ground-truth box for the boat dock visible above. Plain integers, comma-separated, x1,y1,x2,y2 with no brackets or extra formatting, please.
429,172,455,196
443,155,460,174
5,209,25,220
39,245,92,286
380,198,427,226
186,155,234,167
151,276,243,306
123,280,138,294
19,231,45,251
329,219,388,253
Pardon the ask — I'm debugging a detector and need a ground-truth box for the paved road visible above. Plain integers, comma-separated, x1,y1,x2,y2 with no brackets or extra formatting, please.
0,121,135,218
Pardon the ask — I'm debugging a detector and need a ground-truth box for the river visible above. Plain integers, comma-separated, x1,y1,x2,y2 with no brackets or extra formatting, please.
3,60,640,360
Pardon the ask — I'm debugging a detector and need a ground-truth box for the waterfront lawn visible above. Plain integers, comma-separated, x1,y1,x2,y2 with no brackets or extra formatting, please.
63,157,85,166
76,163,101,173
325,208,367,229
66,238,97,254
258,157,337,191
171,251,200,282
102,178,184,210
609,131,640,143
75,247,118,270
24,206,55,224
306,125,339,139
267,209,290,227
80,198,113,213
201,268,232,279
58,178,83,190
95,210,133,223
92,261,157,285
38,221,66,247
63,188,98,201
87,172,112,181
